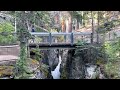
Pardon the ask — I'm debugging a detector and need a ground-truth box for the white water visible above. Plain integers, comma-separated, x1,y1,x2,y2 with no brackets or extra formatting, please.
51,54,62,79
85,65,105,79
86,65,97,79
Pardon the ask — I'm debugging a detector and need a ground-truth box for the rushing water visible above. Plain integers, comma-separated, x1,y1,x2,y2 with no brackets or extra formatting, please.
85,64,105,79
85,65,97,79
51,53,62,79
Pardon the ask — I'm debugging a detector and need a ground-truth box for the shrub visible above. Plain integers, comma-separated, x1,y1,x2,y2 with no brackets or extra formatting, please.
0,22,17,45
104,38,120,62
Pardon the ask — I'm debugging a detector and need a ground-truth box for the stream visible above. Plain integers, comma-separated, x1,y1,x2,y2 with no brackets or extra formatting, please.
50,49,106,79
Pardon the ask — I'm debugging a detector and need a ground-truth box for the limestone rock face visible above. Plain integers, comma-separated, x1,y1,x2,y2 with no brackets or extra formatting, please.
26,59,48,79
40,49,59,79
47,49,59,71
60,46,106,79
59,49,69,79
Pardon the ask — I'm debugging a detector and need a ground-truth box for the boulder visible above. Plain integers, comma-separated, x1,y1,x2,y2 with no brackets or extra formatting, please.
0,66,14,78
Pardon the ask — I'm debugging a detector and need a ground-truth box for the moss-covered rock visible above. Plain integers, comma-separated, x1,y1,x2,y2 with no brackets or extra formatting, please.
0,66,14,77
26,58,49,79
60,66,67,79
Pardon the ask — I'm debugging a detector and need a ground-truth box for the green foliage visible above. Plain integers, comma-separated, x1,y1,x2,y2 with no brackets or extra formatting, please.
104,61,120,79
104,38,120,61
0,22,17,45
76,40,87,46
31,46,49,78
74,40,87,56
60,66,68,79
15,42,27,78
0,22,14,32
31,45,42,61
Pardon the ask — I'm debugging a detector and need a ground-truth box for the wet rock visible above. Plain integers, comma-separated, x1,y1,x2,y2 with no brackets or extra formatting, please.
22,58,48,79
60,49,69,79
68,50,85,79
47,49,59,71
29,69,46,79
40,49,59,79
26,58,39,73
35,69,46,79
60,46,106,79
60,49,86,79
85,64,106,79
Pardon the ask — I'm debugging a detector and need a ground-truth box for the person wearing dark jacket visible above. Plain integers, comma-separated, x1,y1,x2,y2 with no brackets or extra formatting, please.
31,25,35,42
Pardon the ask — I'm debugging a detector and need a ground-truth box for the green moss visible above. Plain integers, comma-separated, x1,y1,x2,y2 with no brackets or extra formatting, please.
27,58,39,65
60,67,68,79
39,64,49,78
14,72,34,79
0,66,14,77
96,59,106,65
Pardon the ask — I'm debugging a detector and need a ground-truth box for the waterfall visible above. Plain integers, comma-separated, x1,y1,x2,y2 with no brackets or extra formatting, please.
51,53,62,79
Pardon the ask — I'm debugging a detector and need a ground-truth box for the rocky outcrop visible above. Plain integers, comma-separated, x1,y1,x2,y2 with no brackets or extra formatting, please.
60,46,106,79
47,49,59,71
40,49,59,79
69,49,86,79
59,49,69,79
14,58,49,79
60,49,86,79
85,64,106,79
0,66,14,78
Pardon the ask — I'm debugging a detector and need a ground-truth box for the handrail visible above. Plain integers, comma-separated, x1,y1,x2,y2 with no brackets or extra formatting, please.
30,32,91,36
0,32,92,46
30,32,92,46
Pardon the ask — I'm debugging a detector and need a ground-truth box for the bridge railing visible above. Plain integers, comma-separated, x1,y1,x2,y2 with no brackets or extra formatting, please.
29,32,92,45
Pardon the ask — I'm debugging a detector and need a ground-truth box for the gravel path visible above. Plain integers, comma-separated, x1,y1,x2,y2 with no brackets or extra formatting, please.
0,55,18,61
0,45,20,63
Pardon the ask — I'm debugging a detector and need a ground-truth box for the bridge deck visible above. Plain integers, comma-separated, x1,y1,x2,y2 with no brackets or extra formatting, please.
29,43,77,49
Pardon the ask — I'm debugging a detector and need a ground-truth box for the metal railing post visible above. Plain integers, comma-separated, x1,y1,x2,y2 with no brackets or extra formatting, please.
49,32,52,46
71,32,74,46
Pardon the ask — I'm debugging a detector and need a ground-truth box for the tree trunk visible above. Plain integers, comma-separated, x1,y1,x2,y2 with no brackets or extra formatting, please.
15,11,17,33
91,11,94,44
97,11,100,44
26,20,31,58
76,18,79,30
61,19,66,32
82,11,85,26
65,11,73,42
68,16,72,33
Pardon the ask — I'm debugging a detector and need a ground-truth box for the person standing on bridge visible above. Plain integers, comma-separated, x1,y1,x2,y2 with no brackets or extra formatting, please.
32,25,35,32
31,25,35,42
